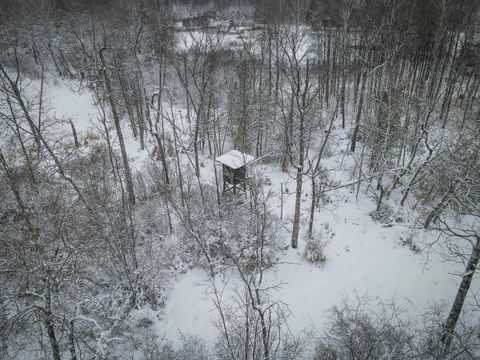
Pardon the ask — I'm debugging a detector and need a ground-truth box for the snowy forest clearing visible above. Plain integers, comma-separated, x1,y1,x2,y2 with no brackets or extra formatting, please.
38,78,466,348
156,147,465,347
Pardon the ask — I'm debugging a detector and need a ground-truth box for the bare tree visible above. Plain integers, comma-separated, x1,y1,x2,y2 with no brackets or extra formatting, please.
279,20,319,248
172,29,225,179
99,46,136,206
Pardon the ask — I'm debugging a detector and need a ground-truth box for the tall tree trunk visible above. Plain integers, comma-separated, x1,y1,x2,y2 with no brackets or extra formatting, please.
133,52,146,150
99,48,136,206
154,68,170,187
281,91,294,172
69,320,77,360
307,107,336,238
324,29,331,106
351,69,367,152
424,184,454,229
45,272,61,360
307,173,317,240
291,108,305,249
69,120,79,148
194,111,201,178
291,166,303,249
153,133,170,186
441,236,480,350
116,62,138,139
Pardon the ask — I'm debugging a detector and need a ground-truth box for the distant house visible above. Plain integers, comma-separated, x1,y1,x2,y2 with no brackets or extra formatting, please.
181,11,216,28
216,150,254,194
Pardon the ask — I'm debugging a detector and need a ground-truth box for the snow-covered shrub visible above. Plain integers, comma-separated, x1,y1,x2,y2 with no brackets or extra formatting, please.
313,166,337,207
416,305,480,359
315,298,480,360
313,344,338,360
303,229,328,266
369,205,393,223
214,286,306,360
314,298,414,360
134,196,196,306
174,335,210,360
400,232,421,254
122,309,211,360
177,183,282,274
82,131,101,145
322,136,336,158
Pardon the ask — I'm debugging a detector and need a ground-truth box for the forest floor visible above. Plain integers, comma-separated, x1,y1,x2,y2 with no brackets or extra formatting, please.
157,149,463,348
46,76,469,351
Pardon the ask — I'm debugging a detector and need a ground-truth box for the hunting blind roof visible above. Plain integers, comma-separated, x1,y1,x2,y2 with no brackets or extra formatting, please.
216,150,255,169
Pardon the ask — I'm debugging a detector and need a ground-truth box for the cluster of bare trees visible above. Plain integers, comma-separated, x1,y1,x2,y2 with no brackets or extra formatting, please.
314,295,479,360
0,0,479,358
0,2,172,358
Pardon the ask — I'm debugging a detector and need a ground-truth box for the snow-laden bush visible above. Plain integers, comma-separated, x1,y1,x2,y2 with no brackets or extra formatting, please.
314,297,415,360
314,298,480,360
369,205,393,223
176,184,282,274
113,308,211,360
214,285,308,360
303,228,328,266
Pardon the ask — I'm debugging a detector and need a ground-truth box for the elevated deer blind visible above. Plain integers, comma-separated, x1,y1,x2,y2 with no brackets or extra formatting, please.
216,150,254,194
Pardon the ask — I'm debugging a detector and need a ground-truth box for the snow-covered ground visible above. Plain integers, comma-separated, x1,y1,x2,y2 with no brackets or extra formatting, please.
43,77,469,350
157,159,462,347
